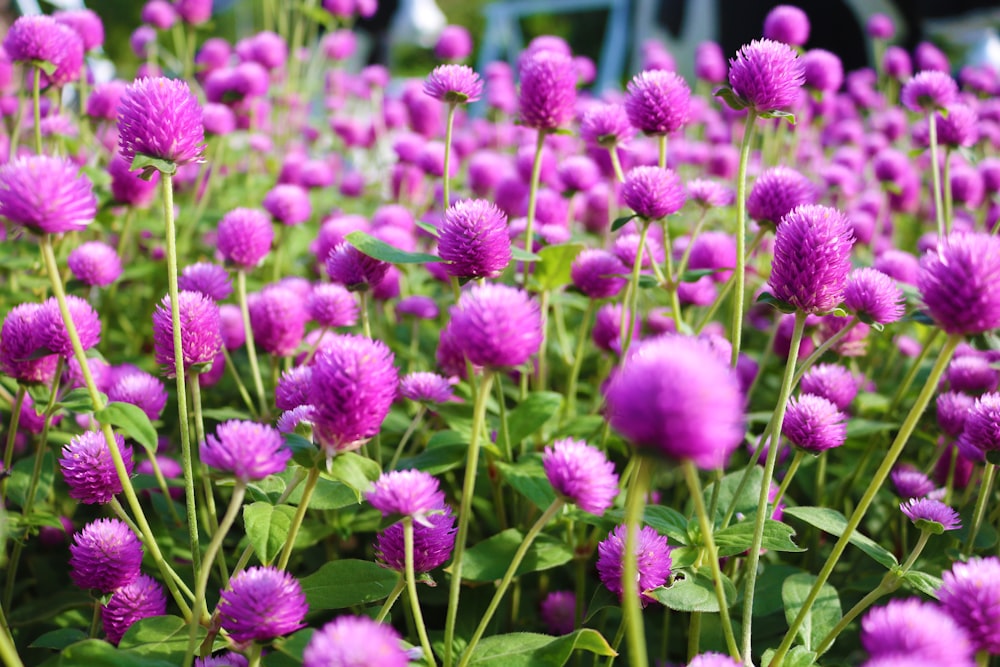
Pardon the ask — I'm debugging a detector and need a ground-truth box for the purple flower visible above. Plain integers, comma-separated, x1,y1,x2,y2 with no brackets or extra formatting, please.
195,654,248,667
868,14,895,39
101,574,166,645
53,9,104,51
901,71,958,112
747,166,816,226
543,438,619,515
303,615,408,667
688,654,742,667
783,394,847,454
423,64,483,104
0,156,96,235
517,50,577,131
938,557,1000,654
325,242,390,292
108,154,159,207
438,199,512,279
936,103,978,148
944,355,998,395
218,566,307,644
175,0,212,25
571,249,628,299
695,41,728,83
275,366,312,411
604,335,745,469
59,431,133,505
68,242,123,287
263,184,311,226
624,70,691,136
202,420,291,482
3,16,84,87
216,208,273,269
248,286,307,357
797,365,858,412
862,598,974,665
0,303,58,384
580,103,635,149
309,334,398,454
844,267,905,324
956,392,1000,462
937,391,975,438
622,166,686,220
918,233,1000,336
900,498,961,533
688,231,737,283
179,262,233,301
375,504,456,574
763,4,810,46
152,290,222,376
367,469,445,518
801,48,844,92
891,465,936,500
435,24,473,60
727,38,805,112
596,524,671,605
108,371,168,421
307,283,358,328
40,295,101,357
540,591,576,635
448,284,543,369
770,205,854,314
69,518,143,593
118,77,204,167
400,372,454,404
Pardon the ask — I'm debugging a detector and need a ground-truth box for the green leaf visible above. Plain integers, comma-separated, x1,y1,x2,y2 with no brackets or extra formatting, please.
511,246,542,262
782,573,841,652
678,268,721,283
902,570,943,599
783,506,898,569
397,442,468,475
299,560,399,610
199,407,253,422
243,502,296,565
756,291,797,314
610,214,638,232
496,456,557,510
7,452,54,509
845,419,897,438
461,528,572,582
94,402,158,456
650,568,737,612
759,109,797,125
605,506,688,544
326,451,381,502
415,220,440,237
506,392,563,447
58,639,175,667
533,243,585,291
713,519,806,556
118,615,205,662
636,275,660,289
285,476,362,510
344,230,443,264
130,154,177,178
714,86,749,111
269,628,316,667
753,565,801,617
761,645,818,667
30,628,87,650
466,629,615,666
58,387,102,413
711,466,764,523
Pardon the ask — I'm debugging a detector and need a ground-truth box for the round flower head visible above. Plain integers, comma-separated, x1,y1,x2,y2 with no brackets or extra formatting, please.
518,50,578,131
86,80,127,121
397,296,439,320
263,184,311,226
624,69,692,136
944,355,998,395
938,557,1000,654
53,9,104,52
309,334,398,453
247,286,308,356
844,267,905,324
956,392,1000,462
307,283,358,328
918,233,1000,336
0,156,97,235
108,154,159,208
580,103,635,149
540,591,576,635
101,574,166,645
936,103,978,148
179,262,233,302
868,13,895,39
216,208,274,269
801,48,843,92
571,249,628,299
596,524,671,605
799,364,858,411
202,420,291,482
901,71,958,113
118,77,205,167
60,431,134,505
218,566,308,644
400,371,454,404
694,41,728,83
202,103,236,136
783,394,847,454
448,283,543,369
900,498,960,533
367,469,445,518
375,504,456,573
763,5,810,46
142,1,177,30
40,295,101,357
3,16,84,87
937,390,975,438
423,64,483,104
862,598,974,665
0,303,58,384
747,166,816,226
67,241,122,288
69,518,143,593
770,205,854,314
303,615,408,667
152,290,223,376
175,0,213,24
438,199,512,280
688,231,737,283
727,38,805,112
108,371,168,421
891,465,936,500
543,438,619,514
604,335,745,469
325,242,390,291
689,654,742,667
275,366,312,411
622,166,686,220
435,24,473,60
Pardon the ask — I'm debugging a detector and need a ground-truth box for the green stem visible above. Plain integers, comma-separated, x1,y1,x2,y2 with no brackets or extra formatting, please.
772,450,804,509
730,111,758,367
683,460,740,661
791,318,859,386
620,221,651,356
660,220,684,331
405,518,438,667
657,135,667,169
564,301,596,422
360,291,372,339
375,577,406,623
0,608,22,667
741,310,806,664
221,346,258,419
236,270,269,417
814,571,898,657
943,147,953,237
928,112,946,239
522,130,548,288
608,146,625,183
388,405,426,471
769,334,961,667
277,466,321,570
443,103,457,210
1,387,26,504
32,67,42,155
966,462,996,555
247,643,263,667
443,371,495,667
495,377,512,462
622,458,651,667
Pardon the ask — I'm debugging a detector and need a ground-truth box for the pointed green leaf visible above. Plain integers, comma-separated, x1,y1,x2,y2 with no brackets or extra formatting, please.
461,528,572,581
94,402,158,456
761,646,818,667
506,391,563,446
7,452,54,509
783,506,898,568
299,560,399,610
713,519,806,555
326,451,381,501
345,231,443,264
901,570,943,599
496,455,557,510
243,502,296,565
759,109,797,124
130,154,177,178
511,246,542,262
58,639,176,666
649,567,737,612
466,629,615,666
30,628,87,650
782,573,841,651
533,243,585,291
714,86,749,111
611,214,638,232
118,615,205,662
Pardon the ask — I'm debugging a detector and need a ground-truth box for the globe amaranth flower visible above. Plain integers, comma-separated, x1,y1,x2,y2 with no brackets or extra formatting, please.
727,38,805,112
218,566,308,644
107,371,168,421
901,71,958,113
248,286,308,357
438,199,512,279
216,208,274,269
783,394,847,454
40,295,101,357
944,354,998,395
448,283,543,369
275,366,312,411
367,469,445,518
375,503,456,573
178,262,233,302
175,0,213,25
543,438,619,515
307,283,358,328
3,15,84,87
435,24,473,61
0,303,58,384
0,156,97,235
801,48,844,93
303,615,408,667
604,335,745,469
309,334,398,454
891,465,936,500
202,420,291,482
196,654,248,667
152,290,223,376
423,64,483,104
571,249,628,299
67,241,123,288
688,654,742,667
117,77,205,168
918,233,1000,336
862,598,974,666
694,41,728,83
687,231,737,283
621,166,686,220
263,184,311,226
624,69,691,136
868,13,895,39
900,498,961,533
596,524,671,605
540,591,576,635
763,4,810,46
938,557,1000,654
844,267,905,324
400,371,454,404
517,50,577,131
579,103,635,149
936,103,978,148
59,431,133,505
325,242,390,291
108,154,159,208
769,205,854,314
956,392,1000,463
53,9,104,52
937,390,975,438
69,518,143,593
101,574,166,645
747,166,816,226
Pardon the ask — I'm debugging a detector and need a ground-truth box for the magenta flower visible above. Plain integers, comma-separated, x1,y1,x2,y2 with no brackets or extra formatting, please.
216,208,274,270
101,574,166,645
624,70,691,136
435,25,473,61
956,392,1000,462
688,231,737,283
783,394,847,454
152,290,223,376
247,286,308,357
844,267,905,324
59,431,133,505
540,591,576,635
303,616,408,667
596,524,671,605
900,498,960,532
375,505,456,574
117,77,205,168
53,9,104,52
438,199,512,280
543,438,619,515
801,48,844,92
937,391,975,438
178,262,233,301
517,50,577,131
423,64,483,104
0,303,58,384
367,469,445,518
69,518,143,593
108,154,159,207
688,654,742,667
263,184,312,226
862,599,974,666
202,421,291,482
0,156,96,235
307,283,358,328
763,4,810,46
40,295,101,357
68,242,123,287
901,71,958,112
918,233,1000,336
108,371,168,421
325,242,390,291
938,557,1000,654
218,566,308,644
579,103,635,149
622,166,686,220
3,16,84,87
747,166,816,226
695,41,728,83
400,371,454,404
727,38,805,112
770,205,854,314
868,14,895,39
799,364,858,411
195,654,248,667
571,249,628,299
448,284,543,369
891,465,936,500
175,0,213,25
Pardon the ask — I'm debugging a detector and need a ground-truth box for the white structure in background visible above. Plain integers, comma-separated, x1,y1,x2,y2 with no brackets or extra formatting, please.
14,0,115,84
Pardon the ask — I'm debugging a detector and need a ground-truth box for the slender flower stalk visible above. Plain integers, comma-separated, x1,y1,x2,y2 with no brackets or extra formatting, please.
965,462,996,555
927,114,947,238
404,518,437,667
0,388,26,503
31,67,42,154
771,450,804,508
621,458,651,667
563,301,597,420
235,269,268,416
277,466,321,570
442,104,457,208
375,577,406,623
522,130,548,287
620,220,650,355
731,111,758,367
